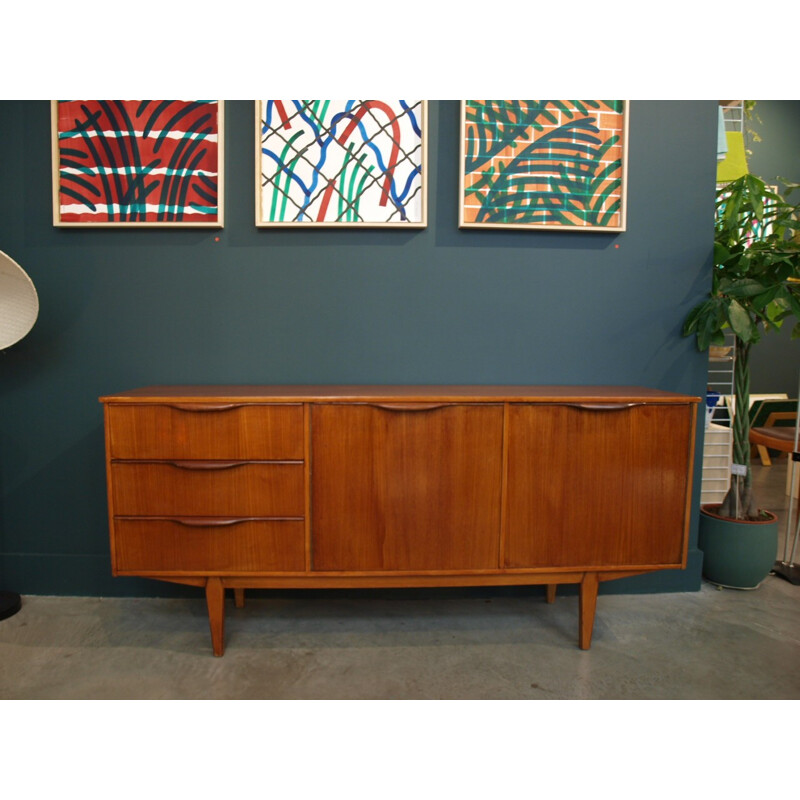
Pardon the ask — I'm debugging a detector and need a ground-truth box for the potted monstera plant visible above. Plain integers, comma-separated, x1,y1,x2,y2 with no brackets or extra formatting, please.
683,173,800,588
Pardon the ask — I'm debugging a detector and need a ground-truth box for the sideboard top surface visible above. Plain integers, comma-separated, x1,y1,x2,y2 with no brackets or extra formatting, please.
99,385,701,404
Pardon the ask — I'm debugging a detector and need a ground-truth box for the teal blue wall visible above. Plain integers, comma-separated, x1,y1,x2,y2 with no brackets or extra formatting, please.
746,100,800,397
0,100,716,597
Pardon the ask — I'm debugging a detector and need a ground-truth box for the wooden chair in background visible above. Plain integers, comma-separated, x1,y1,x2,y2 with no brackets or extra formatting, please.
748,398,797,466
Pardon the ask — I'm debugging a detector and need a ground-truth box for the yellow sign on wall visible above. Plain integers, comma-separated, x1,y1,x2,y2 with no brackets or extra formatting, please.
717,131,749,183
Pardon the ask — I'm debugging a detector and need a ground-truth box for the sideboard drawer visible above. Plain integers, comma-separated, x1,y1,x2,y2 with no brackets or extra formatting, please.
106,403,304,460
111,461,305,517
113,518,306,573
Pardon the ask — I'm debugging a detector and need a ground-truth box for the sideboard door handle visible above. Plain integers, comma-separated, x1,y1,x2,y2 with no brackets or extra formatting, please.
370,403,451,412
566,403,643,411
168,403,241,412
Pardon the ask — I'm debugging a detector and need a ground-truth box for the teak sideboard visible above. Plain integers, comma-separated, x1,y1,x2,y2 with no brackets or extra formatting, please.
99,385,699,656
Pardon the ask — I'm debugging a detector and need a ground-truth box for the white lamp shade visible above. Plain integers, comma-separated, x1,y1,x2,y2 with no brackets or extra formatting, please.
0,249,39,350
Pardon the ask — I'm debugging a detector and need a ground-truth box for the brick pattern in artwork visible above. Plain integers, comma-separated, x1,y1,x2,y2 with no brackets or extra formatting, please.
462,101,625,229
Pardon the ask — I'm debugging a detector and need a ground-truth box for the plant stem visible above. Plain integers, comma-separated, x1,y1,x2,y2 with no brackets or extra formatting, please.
732,338,751,476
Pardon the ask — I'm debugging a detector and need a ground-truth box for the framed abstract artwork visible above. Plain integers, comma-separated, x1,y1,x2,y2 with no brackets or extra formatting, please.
52,100,224,227
459,100,628,232
256,100,427,227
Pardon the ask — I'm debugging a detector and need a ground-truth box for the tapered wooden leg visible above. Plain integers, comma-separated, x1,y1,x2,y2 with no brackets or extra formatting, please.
205,577,225,657
579,573,599,650
545,584,557,604
234,588,245,608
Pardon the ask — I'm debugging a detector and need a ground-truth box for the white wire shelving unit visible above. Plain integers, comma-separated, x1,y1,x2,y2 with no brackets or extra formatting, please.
701,331,735,506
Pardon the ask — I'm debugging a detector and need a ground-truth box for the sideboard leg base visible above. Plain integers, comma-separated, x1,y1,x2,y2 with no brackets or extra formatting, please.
234,588,245,609
545,584,557,604
206,577,226,657
579,573,599,650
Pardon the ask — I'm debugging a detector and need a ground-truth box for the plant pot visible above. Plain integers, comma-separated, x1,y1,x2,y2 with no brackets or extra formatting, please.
698,504,779,589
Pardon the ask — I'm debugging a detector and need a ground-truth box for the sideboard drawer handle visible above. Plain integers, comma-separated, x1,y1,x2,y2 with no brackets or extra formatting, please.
168,517,251,527
159,516,302,527
167,460,244,471
168,403,241,412
567,403,643,411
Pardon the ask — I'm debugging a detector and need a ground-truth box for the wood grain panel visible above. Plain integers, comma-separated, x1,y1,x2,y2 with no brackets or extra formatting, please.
311,403,504,571
113,519,305,573
505,403,694,568
106,403,303,460
111,461,304,517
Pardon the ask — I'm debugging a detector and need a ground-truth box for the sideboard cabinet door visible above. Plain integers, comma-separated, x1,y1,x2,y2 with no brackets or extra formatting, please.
504,403,694,569
311,403,505,571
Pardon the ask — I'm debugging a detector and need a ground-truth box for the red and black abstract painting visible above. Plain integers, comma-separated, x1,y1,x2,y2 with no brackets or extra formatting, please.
53,101,222,226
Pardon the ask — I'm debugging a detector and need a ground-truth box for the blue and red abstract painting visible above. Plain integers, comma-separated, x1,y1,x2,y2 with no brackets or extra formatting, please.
257,101,426,226
53,101,222,226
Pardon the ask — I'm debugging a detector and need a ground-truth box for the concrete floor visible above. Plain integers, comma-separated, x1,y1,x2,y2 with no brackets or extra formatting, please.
1,463,799,700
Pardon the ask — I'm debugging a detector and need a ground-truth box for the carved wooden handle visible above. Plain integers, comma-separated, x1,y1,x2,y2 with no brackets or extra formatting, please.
370,403,451,412
163,516,301,527
166,460,245,471
566,403,642,411
168,403,241,412
168,517,250,527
